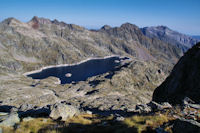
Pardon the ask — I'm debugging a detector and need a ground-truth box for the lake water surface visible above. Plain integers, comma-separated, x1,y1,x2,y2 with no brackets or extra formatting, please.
26,56,129,84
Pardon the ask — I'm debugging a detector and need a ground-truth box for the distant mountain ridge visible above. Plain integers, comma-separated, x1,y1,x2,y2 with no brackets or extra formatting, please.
192,35,200,40
141,26,199,53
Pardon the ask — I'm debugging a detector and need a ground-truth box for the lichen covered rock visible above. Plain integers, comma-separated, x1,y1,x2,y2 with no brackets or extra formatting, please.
50,102,80,121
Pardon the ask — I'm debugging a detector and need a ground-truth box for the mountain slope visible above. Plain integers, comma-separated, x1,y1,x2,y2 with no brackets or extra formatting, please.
0,17,182,74
153,42,200,104
99,23,181,64
141,26,199,53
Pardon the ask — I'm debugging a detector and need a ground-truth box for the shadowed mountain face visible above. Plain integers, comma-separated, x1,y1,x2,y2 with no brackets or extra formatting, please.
141,26,199,53
153,42,200,104
27,56,129,84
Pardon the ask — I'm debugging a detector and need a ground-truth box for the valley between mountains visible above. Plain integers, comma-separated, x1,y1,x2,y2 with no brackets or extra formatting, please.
0,16,200,133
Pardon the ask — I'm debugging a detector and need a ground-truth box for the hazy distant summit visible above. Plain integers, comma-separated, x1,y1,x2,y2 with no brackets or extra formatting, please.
192,35,200,40
141,26,199,52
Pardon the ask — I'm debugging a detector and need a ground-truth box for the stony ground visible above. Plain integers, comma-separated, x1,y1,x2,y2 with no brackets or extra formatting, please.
1,99,200,133
0,59,165,110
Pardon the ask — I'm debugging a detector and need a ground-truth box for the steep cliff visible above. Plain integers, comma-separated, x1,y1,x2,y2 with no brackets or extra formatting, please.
153,42,200,104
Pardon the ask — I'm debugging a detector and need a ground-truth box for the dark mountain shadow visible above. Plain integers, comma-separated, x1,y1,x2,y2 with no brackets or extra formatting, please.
0,105,16,112
38,119,139,133
38,114,157,133
85,89,99,95
88,80,104,87
105,61,130,79
82,107,136,117
18,106,51,118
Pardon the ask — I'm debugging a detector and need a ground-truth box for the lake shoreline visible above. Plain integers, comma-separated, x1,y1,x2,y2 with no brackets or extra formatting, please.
24,55,130,79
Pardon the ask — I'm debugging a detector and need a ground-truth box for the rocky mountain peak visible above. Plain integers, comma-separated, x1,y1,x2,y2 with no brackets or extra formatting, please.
29,16,68,28
28,16,52,29
52,19,59,23
156,25,169,30
2,17,21,26
142,26,171,35
141,25,199,53
120,22,138,30
100,25,112,30
29,16,52,25
52,19,67,27
31,16,39,22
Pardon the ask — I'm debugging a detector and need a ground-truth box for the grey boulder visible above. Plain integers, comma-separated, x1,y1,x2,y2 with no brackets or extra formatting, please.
50,102,80,121
147,101,172,111
187,104,200,110
0,113,20,127
135,104,151,113
135,101,172,113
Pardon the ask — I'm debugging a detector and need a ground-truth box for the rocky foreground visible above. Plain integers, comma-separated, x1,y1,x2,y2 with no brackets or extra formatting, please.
0,97,200,133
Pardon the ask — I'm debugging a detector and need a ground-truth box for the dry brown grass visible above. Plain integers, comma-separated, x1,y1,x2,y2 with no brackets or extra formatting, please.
123,113,175,133
1,107,192,133
65,113,114,125
1,118,55,133
0,114,115,133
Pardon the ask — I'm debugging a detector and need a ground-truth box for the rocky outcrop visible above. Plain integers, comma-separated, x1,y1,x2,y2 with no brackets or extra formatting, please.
135,101,172,113
153,42,200,104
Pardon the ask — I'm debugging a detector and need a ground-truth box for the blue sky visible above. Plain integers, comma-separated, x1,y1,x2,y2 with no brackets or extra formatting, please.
0,0,199,35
